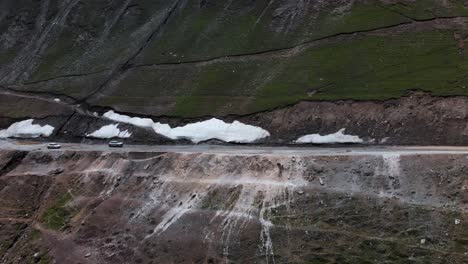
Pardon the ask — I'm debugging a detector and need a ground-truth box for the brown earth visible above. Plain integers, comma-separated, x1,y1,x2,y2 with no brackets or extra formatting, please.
237,91,468,145
1,91,467,146
0,148,466,263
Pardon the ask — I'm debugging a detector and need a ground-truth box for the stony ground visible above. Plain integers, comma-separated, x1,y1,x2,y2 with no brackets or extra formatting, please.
0,147,466,263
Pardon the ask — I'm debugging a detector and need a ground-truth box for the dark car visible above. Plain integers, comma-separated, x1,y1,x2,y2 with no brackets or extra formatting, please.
108,140,124,148
47,143,61,149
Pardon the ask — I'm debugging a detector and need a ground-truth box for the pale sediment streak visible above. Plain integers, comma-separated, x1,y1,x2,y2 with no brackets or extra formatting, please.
147,192,205,237
132,156,308,263
259,202,275,264
217,184,300,263
383,153,401,178
219,186,257,261
378,153,402,196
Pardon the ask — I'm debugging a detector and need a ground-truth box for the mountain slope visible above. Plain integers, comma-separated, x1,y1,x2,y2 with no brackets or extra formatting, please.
2,0,468,117
0,147,466,263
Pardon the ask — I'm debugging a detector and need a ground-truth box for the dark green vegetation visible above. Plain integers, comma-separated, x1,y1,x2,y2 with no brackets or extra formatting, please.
2,0,468,116
98,28,468,116
40,192,74,230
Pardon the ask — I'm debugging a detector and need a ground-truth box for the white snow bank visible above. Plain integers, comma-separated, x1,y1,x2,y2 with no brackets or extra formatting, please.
153,118,270,143
295,128,363,144
103,110,154,128
86,124,131,139
102,111,270,143
0,119,55,138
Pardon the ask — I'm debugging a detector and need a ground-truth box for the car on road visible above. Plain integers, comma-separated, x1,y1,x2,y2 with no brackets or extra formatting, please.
47,143,61,149
108,140,124,148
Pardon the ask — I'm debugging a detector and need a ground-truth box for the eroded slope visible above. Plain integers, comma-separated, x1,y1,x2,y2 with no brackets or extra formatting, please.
0,148,466,263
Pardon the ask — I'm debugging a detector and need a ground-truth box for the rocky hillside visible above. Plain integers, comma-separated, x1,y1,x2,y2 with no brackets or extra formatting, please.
0,147,466,263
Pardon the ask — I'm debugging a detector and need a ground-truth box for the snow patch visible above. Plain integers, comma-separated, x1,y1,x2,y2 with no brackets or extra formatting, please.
53,98,61,102
86,124,131,139
295,128,363,144
0,119,55,138
153,118,270,143
102,110,270,143
103,110,154,128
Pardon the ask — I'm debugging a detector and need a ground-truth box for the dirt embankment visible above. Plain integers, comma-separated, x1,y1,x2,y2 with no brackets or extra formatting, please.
0,148,466,263
1,91,467,145
237,92,468,145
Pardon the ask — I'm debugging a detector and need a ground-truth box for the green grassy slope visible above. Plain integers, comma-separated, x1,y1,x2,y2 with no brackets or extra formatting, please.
96,28,468,116
93,0,468,116
133,0,411,64
2,0,468,116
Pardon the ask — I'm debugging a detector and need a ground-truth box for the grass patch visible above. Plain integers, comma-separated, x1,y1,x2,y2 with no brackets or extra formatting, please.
40,192,74,231
38,253,53,264
248,29,468,111
29,228,42,241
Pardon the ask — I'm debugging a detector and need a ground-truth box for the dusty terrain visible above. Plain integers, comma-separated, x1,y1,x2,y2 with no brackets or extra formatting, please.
0,142,466,263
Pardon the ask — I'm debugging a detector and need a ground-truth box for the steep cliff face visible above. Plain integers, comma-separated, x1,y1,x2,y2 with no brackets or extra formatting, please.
0,148,466,263
2,0,468,117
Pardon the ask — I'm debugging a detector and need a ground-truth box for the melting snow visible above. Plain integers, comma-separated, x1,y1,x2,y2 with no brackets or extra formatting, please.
103,110,154,128
102,110,270,143
295,128,363,144
0,119,54,138
86,124,131,139
153,118,270,143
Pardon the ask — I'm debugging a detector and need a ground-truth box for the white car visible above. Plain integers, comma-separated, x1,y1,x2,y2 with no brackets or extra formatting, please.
47,143,61,149
108,140,124,148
